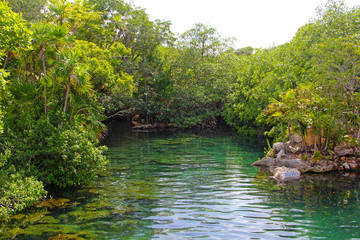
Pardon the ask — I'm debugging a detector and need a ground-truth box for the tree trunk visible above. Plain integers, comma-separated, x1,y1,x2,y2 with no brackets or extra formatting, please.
63,83,70,115
287,120,292,144
3,51,10,69
324,134,330,151
314,126,317,152
281,122,286,153
42,55,48,114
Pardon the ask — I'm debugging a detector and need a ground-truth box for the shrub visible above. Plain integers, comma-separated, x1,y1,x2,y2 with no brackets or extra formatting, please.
0,173,46,221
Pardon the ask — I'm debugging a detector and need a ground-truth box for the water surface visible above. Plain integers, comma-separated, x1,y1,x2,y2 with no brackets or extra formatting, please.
2,124,360,239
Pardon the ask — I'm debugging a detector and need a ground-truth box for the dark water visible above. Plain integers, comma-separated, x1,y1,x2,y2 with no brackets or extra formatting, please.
2,123,360,239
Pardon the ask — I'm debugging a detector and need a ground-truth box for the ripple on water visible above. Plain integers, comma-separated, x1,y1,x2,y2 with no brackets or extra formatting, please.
6,131,360,240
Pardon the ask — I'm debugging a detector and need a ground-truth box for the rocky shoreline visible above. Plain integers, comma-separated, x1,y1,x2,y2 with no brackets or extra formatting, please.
252,137,360,181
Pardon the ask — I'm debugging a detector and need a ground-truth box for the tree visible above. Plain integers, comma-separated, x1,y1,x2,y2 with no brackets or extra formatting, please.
0,1,32,69
179,23,229,59
7,0,47,22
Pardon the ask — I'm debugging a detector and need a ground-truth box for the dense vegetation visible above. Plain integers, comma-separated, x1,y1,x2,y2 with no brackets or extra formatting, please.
0,0,359,220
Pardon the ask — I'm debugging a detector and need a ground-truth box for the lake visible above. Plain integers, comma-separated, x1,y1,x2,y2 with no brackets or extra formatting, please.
1,122,360,239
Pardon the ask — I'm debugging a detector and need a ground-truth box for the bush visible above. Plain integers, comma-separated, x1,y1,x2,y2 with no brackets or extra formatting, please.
42,125,108,187
3,115,108,188
0,173,46,221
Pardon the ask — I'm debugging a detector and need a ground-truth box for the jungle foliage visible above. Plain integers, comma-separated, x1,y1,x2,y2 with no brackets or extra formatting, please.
1,0,359,220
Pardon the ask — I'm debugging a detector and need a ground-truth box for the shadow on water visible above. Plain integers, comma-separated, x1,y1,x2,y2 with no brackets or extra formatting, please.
2,120,360,239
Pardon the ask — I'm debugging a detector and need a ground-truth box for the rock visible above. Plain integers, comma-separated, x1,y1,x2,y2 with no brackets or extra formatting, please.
273,142,285,152
308,160,337,173
349,162,358,170
253,158,306,172
253,157,337,174
272,167,301,181
334,142,354,156
292,133,302,144
252,157,276,168
289,145,301,154
343,162,351,170
277,149,286,159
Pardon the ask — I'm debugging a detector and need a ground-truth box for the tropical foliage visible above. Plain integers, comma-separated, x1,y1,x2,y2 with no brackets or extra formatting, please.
0,0,359,220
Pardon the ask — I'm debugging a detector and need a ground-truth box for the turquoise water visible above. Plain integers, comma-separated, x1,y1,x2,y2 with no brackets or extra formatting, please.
2,123,360,239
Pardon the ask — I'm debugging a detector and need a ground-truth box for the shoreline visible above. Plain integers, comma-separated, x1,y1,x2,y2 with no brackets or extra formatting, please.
253,140,360,181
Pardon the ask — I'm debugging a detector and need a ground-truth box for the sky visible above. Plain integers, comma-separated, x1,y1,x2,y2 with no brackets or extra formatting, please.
128,0,360,49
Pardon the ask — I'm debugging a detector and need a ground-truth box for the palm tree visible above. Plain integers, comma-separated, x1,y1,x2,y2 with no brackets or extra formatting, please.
31,22,70,114
55,48,91,122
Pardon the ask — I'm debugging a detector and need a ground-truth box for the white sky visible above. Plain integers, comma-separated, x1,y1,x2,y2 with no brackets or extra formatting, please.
128,0,360,48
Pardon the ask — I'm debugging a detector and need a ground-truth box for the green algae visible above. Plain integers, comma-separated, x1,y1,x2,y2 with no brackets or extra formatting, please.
152,137,197,146
0,227,25,239
10,213,26,221
60,209,110,223
36,198,70,208
151,156,185,165
20,211,51,225
23,223,78,236
48,234,86,240
37,216,60,224
83,198,110,211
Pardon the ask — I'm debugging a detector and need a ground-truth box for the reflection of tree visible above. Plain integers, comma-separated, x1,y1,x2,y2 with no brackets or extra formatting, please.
253,172,360,239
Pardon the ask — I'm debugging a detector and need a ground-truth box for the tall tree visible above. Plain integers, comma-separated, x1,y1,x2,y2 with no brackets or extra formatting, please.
0,1,32,69
7,0,47,22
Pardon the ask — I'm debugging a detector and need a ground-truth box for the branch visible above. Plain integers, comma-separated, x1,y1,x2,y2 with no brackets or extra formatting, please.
106,109,131,119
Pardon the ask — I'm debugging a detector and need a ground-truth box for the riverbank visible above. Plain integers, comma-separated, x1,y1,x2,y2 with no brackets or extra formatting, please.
253,138,360,181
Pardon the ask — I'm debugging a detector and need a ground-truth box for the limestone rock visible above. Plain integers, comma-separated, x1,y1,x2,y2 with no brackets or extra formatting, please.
334,143,354,156
273,142,285,152
252,157,275,168
289,145,301,154
292,133,303,144
272,167,301,181
343,162,351,171
349,162,358,170
277,149,286,159
253,157,337,174
253,158,306,172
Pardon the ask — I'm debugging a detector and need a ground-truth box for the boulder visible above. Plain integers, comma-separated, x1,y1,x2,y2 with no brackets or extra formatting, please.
272,167,301,181
273,142,285,152
334,143,354,156
292,133,303,144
